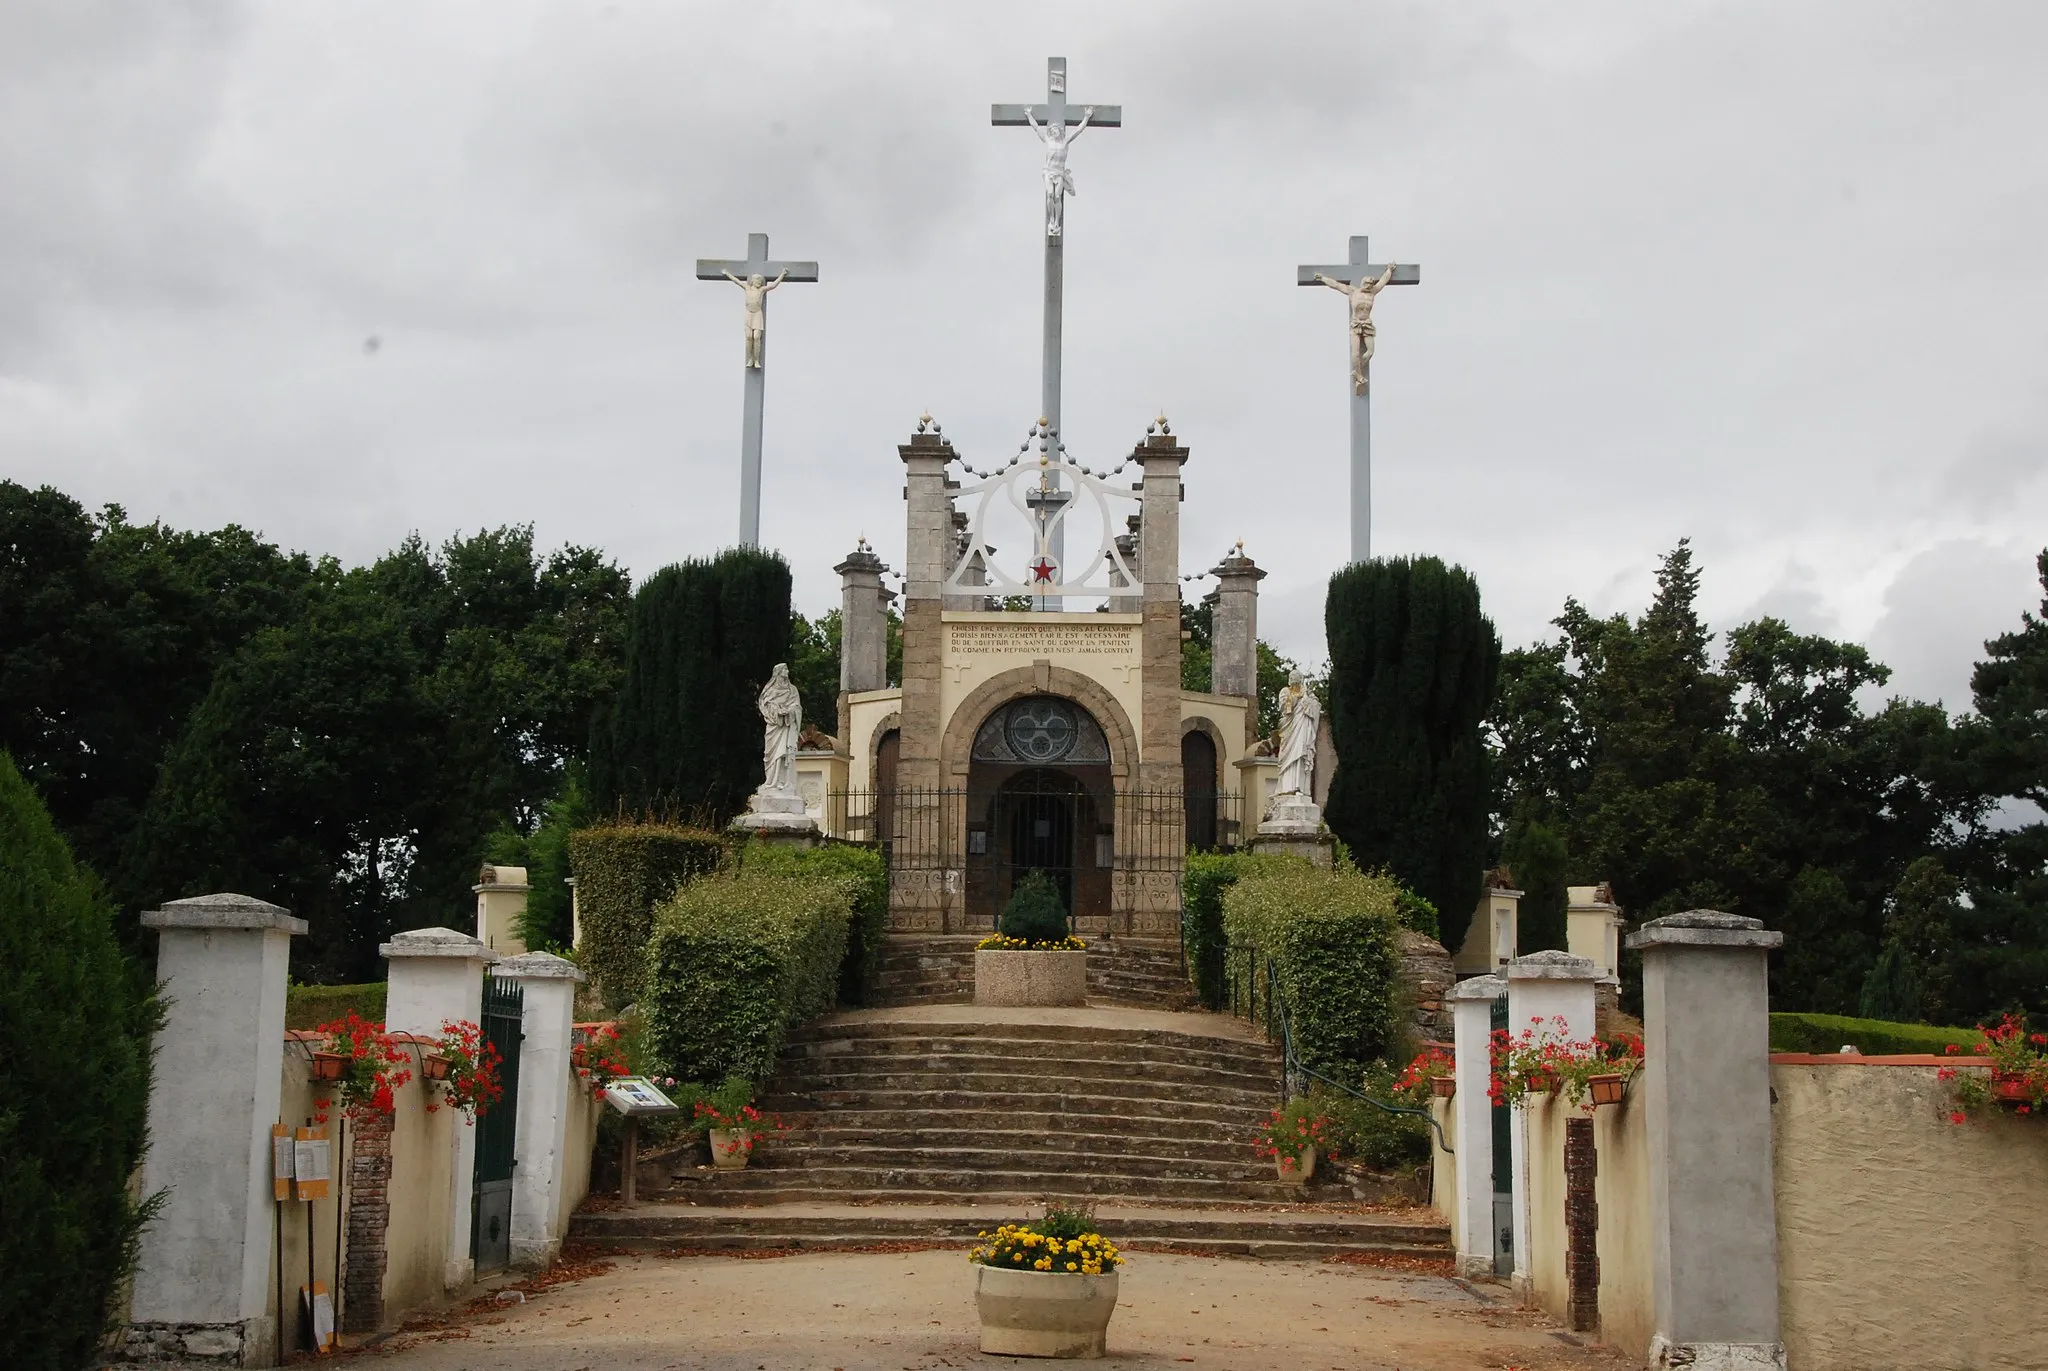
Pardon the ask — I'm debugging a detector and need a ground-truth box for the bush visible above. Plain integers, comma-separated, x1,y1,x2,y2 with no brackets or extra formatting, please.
1319,1064,1431,1171
642,865,854,1083
0,752,163,1368
285,981,388,1031
1392,884,1440,940
1223,863,1404,1080
569,823,725,1009
1768,1012,1980,1057
1182,852,1307,1009
998,871,1071,945
734,839,888,1006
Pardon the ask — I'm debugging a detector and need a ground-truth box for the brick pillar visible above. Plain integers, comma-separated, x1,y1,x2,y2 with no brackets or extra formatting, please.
1628,910,1786,1370
1564,1116,1599,1333
130,893,305,1366
892,424,958,930
341,1110,393,1333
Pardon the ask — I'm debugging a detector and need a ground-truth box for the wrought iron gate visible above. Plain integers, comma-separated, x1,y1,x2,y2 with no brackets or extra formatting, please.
1490,993,1514,1276
471,974,523,1273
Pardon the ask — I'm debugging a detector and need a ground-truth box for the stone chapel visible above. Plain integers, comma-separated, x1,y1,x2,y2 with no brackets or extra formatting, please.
785,416,1280,938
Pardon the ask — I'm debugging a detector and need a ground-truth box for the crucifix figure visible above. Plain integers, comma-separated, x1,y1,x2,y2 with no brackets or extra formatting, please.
994,58,1123,604
721,267,788,369
695,233,819,547
1297,236,1421,564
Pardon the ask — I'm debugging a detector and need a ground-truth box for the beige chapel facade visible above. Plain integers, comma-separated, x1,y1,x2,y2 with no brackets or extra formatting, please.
790,422,1280,937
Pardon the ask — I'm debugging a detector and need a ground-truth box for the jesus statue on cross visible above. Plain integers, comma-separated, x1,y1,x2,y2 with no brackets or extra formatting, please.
1315,263,1397,395
1025,104,1095,237
722,267,789,369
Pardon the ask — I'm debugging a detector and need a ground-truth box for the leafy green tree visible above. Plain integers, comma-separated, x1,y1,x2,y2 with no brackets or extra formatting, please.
1858,856,1958,1024
1324,556,1501,953
789,609,843,735
593,548,794,822
1180,598,1214,693
1502,819,1569,952
0,752,162,1368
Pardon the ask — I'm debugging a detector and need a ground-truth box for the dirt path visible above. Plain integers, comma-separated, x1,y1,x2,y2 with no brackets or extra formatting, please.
364,1250,1633,1371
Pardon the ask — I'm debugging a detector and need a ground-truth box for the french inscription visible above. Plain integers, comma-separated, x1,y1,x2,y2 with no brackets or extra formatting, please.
948,622,1137,658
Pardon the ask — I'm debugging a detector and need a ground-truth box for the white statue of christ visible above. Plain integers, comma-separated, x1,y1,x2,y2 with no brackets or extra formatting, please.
1025,105,1095,237
723,268,788,369
1315,263,1397,395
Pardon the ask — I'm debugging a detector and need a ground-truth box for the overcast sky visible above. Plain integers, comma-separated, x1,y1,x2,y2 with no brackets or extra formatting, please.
5,2,2045,712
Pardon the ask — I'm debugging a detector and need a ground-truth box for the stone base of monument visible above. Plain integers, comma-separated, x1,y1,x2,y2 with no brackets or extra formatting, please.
1251,795,1335,868
975,949,1088,1006
728,793,820,845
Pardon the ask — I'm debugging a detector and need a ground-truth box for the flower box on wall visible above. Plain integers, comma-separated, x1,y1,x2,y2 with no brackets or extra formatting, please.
1430,1075,1456,1099
420,1052,453,1083
1586,1073,1626,1107
310,1051,349,1082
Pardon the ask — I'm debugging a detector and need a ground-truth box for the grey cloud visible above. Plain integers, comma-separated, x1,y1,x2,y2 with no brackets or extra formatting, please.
1866,540,2043,712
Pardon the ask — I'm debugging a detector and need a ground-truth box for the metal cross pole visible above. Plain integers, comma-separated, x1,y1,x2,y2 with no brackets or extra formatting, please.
994,57,1121,602
1297,236,1420,564
695,232,819,547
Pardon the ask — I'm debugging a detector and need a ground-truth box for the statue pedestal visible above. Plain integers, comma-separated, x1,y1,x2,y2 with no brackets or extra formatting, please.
729,790,820,846
1252,795,1334,869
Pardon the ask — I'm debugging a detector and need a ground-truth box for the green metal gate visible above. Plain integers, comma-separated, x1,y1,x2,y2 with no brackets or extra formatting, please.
471,974,523,1273
1490,993,1514,1276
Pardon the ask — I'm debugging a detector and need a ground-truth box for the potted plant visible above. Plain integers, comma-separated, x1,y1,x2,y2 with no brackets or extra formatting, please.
1939,1014,2047,1120
308,1012,413,1124
693,1077,786,1169
572,1022,632,1098
1393,1045,1457,1101
1254,1098,1330,1182
1490,1017,1642,1113
424,1019,504,1121
970,1203,1125,1358
974,872,1089,1007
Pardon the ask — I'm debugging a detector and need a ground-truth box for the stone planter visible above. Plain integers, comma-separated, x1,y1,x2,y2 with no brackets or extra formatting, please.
708,1127,753,1169
1274,1146,1316,1183
976,1264,1119,1358
975,948,1087,1007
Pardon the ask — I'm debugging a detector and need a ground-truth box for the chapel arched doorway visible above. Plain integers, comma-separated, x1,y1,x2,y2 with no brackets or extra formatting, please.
962,695,1114,930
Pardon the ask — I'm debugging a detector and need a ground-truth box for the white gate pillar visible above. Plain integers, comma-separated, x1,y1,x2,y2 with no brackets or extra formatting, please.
496,951,585,1267
1448,973,1505,1278
1502,950,1603,1301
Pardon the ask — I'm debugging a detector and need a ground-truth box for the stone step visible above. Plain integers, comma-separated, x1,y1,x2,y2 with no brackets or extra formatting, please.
771,1071,1272,1110
740,1141,1269,1180
784,1033,1273,1072
788,1017,1270,1053
778,1126,1261,1163
655,1165,1329,1204
762,1097,1274,1132
775,1051,1277,1091
570,1204,1449,1262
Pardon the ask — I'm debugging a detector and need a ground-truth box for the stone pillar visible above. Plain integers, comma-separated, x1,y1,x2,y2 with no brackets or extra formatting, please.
892,423,958,929
1108,516,1142,615
380,927,498,1291
472,864,529,957
1627,910,1786,1371
1503,950,1603,1300
129,894,306,1366
1129,424,1189,933
1448,973,1505,1279
1208,542,1265,706
497,951,586,1267
836,540,892,711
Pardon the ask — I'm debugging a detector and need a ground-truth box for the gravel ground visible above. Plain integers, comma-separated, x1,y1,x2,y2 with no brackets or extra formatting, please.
360,1249,1635,1371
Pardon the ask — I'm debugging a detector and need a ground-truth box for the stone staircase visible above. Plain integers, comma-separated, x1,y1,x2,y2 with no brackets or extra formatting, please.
571,1009,1451,1262
872,935,1197,1010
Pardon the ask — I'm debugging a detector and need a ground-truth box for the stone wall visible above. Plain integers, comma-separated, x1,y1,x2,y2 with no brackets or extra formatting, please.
1396,930,1455,1044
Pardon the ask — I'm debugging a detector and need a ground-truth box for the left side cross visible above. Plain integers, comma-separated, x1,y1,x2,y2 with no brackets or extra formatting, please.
695,232,819,547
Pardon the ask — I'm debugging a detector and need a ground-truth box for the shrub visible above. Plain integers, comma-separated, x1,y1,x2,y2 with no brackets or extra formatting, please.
1392,884,1440,940
1320,1066,1431,1171
285,980,388,1031
1182,851,1307,1009
0,751,163,1368
997,870,1071,945
1767,1011,1979,1057
734,839,888,1006
642,865,853,1083
569,823,725,1009
1223,862,1404,1079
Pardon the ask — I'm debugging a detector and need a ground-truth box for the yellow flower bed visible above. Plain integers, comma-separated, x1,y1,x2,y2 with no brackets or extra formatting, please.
975,933,1087,951
969,1222,1124,1275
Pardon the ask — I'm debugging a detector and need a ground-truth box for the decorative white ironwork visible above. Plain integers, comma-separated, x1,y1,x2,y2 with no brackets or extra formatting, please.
945,420,1139,599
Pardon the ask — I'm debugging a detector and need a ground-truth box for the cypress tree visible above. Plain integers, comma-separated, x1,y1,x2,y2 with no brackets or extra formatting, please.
594,548,793,822
0,751,162,1368
1503,818,1569,952
1324,557,1501,954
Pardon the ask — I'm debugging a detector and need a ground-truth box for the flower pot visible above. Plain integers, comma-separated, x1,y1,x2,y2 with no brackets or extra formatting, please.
1274,1146,1316,1183
1430,1075,1456,1099
420,1052,453,1083
310,1051,349,1082
975,948,1088,1007
1991,1073,2040,1106
976,1264,1119,1359
708,1127,754,1169
1525,1073,1556,1096
1587,1073,1625,1107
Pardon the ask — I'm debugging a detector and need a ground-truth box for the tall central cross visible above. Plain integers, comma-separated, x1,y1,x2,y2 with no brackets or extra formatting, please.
1297,236,1421,564
696,232,819,547
994,57,1122,605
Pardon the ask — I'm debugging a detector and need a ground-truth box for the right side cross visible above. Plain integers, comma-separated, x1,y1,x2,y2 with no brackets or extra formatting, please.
1297,236,1421,564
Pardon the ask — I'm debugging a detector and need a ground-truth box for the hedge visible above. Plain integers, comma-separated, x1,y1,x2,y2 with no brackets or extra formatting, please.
733,839,888,1006
1,752,163,1367
1223,862,1404,1079
569,823,725,1009
1768,1012,1981,1057
1183,851,1307,1010
642,865,854,1084
286,981,388,1031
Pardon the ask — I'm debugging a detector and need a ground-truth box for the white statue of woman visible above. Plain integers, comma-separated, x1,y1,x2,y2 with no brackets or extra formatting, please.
755,662,803,799
1025,105,1095,237
723,268,788,369
1314,263,1396,395
1274,669,1320,799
